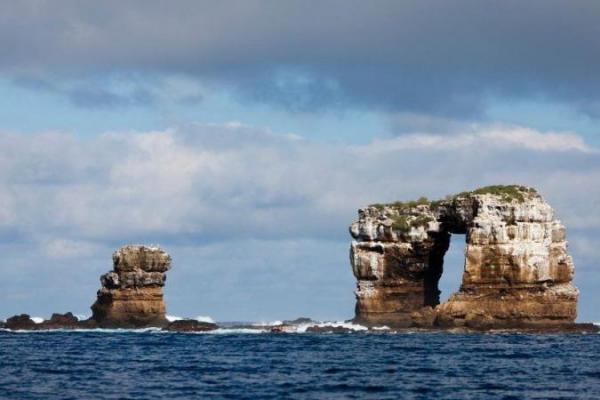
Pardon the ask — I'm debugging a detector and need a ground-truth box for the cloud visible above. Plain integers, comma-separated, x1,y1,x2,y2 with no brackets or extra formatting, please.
359,125,594,155
0,123,599,320
0,123,597,244
42,238,101,259
13,76,158,109
2,1,600,116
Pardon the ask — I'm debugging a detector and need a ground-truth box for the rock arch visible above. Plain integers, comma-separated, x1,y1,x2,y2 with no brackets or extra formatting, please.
349,186,578,329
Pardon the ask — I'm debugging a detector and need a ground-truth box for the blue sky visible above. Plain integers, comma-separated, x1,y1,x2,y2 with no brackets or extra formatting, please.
0,1,599,322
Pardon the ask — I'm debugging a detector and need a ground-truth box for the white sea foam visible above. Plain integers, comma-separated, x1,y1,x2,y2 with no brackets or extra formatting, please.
31,317,44,324
207,328,264,334
371,325,391,331
294,321,369,333
0,327,164,334
1,318,374,334
252,320,283,327
165,315,215,323
194,315,215,324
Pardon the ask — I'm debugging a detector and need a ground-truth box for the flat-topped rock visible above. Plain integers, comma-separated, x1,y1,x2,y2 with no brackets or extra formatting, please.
350,185,579,329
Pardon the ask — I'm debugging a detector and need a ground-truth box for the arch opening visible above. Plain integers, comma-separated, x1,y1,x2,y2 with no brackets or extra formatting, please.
436,233,465,304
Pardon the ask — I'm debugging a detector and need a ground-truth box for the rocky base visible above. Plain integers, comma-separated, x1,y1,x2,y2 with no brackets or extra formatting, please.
92,287,169,328
1,313,97,330
2,314,596,333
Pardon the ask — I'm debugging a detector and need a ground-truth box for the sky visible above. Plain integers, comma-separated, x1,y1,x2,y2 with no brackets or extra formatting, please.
0,1,599,322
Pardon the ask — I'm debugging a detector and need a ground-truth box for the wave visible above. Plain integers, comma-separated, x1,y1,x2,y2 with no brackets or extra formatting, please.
1,319,378,334
194,315,216,323
166,315,216,323
0,327,163,334
252,320,283,327
295,321,369,333
208,328,265,334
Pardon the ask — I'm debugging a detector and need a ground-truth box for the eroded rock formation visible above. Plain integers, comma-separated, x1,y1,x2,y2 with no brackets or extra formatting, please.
350,185,579,329
91,245,172,328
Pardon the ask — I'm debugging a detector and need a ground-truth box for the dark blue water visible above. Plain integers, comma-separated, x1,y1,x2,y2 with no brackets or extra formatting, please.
1,331,599,399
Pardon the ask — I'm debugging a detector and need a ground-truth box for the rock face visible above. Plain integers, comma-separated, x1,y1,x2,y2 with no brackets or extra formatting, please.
349,185,579,329
91,245,172,328
163,319,218,332
4,314,38,330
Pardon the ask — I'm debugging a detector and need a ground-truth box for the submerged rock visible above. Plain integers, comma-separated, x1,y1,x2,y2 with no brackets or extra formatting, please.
90,245,172,328
163,319,218,332
350,185,580,330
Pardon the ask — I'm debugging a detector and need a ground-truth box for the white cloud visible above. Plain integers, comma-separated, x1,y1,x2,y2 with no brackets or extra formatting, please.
42,238,101,259
0,123,597,246
358,124,594,155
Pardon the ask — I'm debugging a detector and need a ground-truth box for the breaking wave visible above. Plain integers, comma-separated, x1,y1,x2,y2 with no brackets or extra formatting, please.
166,315,215,323
295,321,369,333
1,320,375,334
252,320,283,326
0,327,163,334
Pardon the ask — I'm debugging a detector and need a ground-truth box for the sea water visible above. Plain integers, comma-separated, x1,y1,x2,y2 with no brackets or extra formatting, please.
1,329,599,399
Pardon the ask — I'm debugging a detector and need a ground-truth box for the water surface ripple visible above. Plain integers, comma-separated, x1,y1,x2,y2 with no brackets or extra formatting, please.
1,331,599,399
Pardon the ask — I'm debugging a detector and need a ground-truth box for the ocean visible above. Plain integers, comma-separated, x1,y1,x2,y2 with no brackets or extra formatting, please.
1,328,599,399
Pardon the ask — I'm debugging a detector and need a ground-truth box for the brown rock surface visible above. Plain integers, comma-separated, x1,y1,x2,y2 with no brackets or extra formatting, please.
38,313,81,329
91,245,172,328
306,325,355,333
350,185,579,329
163,319,218,332
5,314,38,330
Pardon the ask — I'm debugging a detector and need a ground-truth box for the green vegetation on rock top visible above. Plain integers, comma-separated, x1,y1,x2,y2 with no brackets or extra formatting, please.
456,185,537,203
370,196,430,210
369,185,537,210
390,213,433,233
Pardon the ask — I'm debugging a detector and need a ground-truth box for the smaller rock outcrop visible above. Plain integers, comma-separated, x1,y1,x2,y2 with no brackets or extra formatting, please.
5,314,37,330
2,313,93,330
39,313,81,329
163,319,218,332
91,245,172,328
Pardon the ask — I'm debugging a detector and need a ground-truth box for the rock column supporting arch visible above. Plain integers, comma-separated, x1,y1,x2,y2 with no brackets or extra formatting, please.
349,186,578,329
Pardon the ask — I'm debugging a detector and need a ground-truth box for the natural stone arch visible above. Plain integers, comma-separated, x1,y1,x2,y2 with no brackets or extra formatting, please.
349,185,578,329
